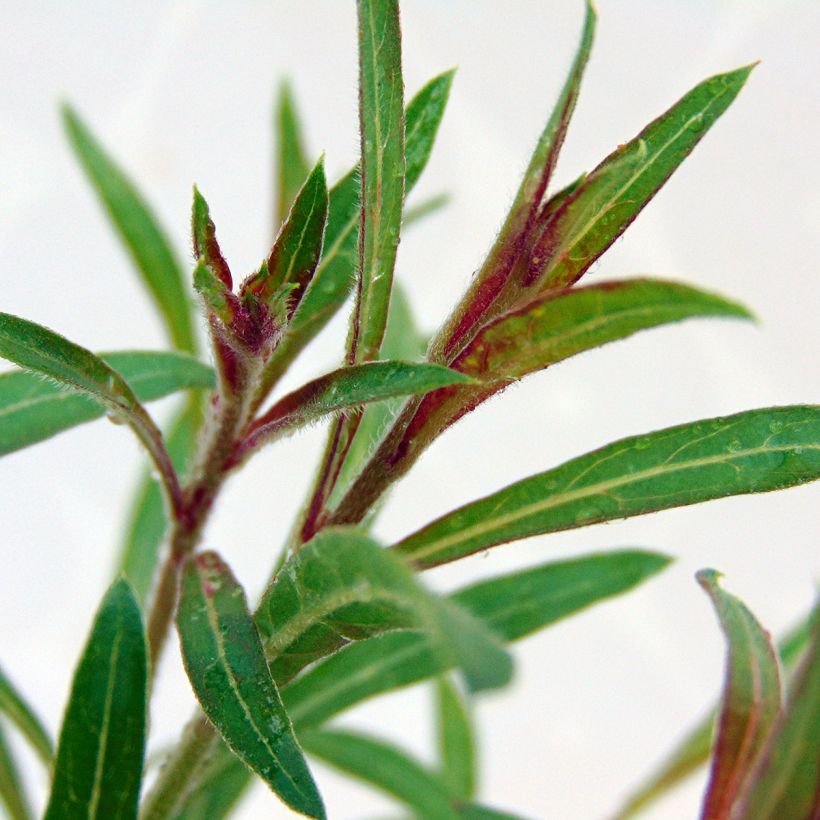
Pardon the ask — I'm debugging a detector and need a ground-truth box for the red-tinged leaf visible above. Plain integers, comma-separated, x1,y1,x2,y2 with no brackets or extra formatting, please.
192,186,232,288
697,570,782,820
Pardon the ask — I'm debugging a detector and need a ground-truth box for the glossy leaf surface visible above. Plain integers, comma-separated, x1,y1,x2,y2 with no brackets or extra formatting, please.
45,580,147,820
0,350,212,456
527,65,754,292
436,677,476,799
284,550,670,728
177,551,325,819
0,665,52,768
697,570,782,820
0,722,31,820
276,80,312,226
256,529,511,693
302,729,460,820
395,405,820,568
62,106,196,353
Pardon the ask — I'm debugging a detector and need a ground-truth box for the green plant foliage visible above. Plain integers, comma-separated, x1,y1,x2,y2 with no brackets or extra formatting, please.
45,580,147,820
0,721,31,820
276,80,312,227
435,677,477,800
176,551,325,819
0,665,53,769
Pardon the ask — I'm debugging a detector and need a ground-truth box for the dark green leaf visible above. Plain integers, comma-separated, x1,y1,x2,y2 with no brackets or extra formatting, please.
614,615,812,819
403,69,454,189
284,550,670,728
436,677,476,800
45,579,147,820
696,569,782,820
118,396,204,605
240,360,471,459
62,105,196,354
0,314,183,512
255,529,511,693
177,551,325,820
276,80,312,227
394,405,820,568
527,65,755,292
458,806,529,820
0,350,212,457
0,665,52,768
0,721,32,820
301,729,460,820
733,601,820,820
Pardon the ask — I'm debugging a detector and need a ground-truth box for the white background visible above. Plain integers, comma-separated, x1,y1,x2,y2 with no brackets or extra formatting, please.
1,1,818,818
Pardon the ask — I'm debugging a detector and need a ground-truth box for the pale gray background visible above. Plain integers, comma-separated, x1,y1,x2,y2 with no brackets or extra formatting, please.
1,1,818,818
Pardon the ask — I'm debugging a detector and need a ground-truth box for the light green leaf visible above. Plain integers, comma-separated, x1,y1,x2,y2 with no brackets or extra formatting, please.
284,550,670,729
301,729,460,820
696,569,782,820
241,360,470,459
175,741,251,820
0,350,212,457
177,551,325,820
0,721,32,820
614,616,812,819
45,579,147,820
733,601,820,820
276,79,312,227
394,405,820,568
192,187,233,289
527,65,755,292
255,529,512,693
403,192,450,227
62,105,196,354
436,677,476,800
0,315,184,512
118,396,204,606
0,665,53,769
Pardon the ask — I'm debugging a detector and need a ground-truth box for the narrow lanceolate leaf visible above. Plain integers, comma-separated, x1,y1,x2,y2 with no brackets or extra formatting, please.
394,405,820,569
260,70,455,395
255,529,511,693
0,314,183,511
177,551,325,820
301,729,460,820
436,677,476,799
283,550,670,729
433,1,596,361
192,187,232,289
0,350,212,457
697,570,782,820
118,396,204,605
62,105,196,353
175,742,251,820
733,602,820,820
243,156,328,311
276,80,312,227
350,0,405,362
240,360,471,459
526,65,755,293
0,721,32,820
0,664,53,768
615,615,812,819
45,580,147,820
410,279,752,446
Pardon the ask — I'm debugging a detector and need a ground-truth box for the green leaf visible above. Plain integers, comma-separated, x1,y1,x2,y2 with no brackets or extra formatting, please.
0,721,32,820
0,350,213,457
696,569,782,820
301,729,460,820
415,279,752,442
260,70,455,394
284,550,670,729
458,806,529,820
243,156,328,311
255,528,512,693
732,601,820,820
62,105,196,354
0,314,184,512
240,360,472,459
45,579,147,820
394,405,820,568
0,665,53,768
432,1,595,361
192,187,233,289
404,192,450,227
527,65,755,292
614,615,812,819
177,551,325,820
276,79,312,227
118,396,204,605
435,677,476,800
